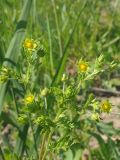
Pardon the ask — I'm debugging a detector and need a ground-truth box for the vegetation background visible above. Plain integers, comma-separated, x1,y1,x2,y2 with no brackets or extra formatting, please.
0,0,120,160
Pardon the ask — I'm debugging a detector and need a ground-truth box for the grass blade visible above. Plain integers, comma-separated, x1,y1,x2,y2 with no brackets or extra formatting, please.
51,0,63,58
0,0,33,115
0,110,20,131
46,14,54,75
91,132,109,159
0,147,5,160
14,124,29,158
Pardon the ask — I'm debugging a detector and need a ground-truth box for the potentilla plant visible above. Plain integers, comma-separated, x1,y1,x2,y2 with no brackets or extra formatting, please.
0,38,117,160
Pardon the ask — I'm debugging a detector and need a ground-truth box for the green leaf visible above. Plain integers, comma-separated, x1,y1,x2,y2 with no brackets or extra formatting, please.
0,0,33,115
14,124,29,158
97,122,120,136
90,132,109,159
0,0,33,158
64,149,73,160
0,110,20,131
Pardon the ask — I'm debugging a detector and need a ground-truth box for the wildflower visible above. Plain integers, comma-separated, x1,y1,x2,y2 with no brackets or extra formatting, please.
101,100,111,113
23,38,37,51
78,61,88,72
24,94,34,104
91,113,100,121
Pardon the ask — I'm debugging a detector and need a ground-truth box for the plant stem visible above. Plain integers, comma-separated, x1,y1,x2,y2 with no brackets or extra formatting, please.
11,88,19,115
41,132,52,160
51,0,63,58
39,131,47,160
46,14,54,76
28,113,39,159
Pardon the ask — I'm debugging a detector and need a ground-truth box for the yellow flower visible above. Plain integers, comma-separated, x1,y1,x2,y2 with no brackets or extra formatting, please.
23,38,37,51
91,113,100,121
101,100,111,113
24,94,34,104
78,61,88,72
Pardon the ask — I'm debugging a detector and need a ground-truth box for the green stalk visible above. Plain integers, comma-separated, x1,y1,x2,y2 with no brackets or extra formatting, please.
0,39,5,65
46,14,54,75
32,0,37,33
39,131,48,160
41,132,52,160
51,0,63,58
11,87,19,115
0,0,33,115
103,37,120,48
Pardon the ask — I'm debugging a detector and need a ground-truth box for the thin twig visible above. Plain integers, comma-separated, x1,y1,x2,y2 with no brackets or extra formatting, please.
90,87,120,97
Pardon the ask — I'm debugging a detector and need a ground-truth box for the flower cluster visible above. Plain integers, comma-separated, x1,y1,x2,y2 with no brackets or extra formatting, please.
4,38,115,156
